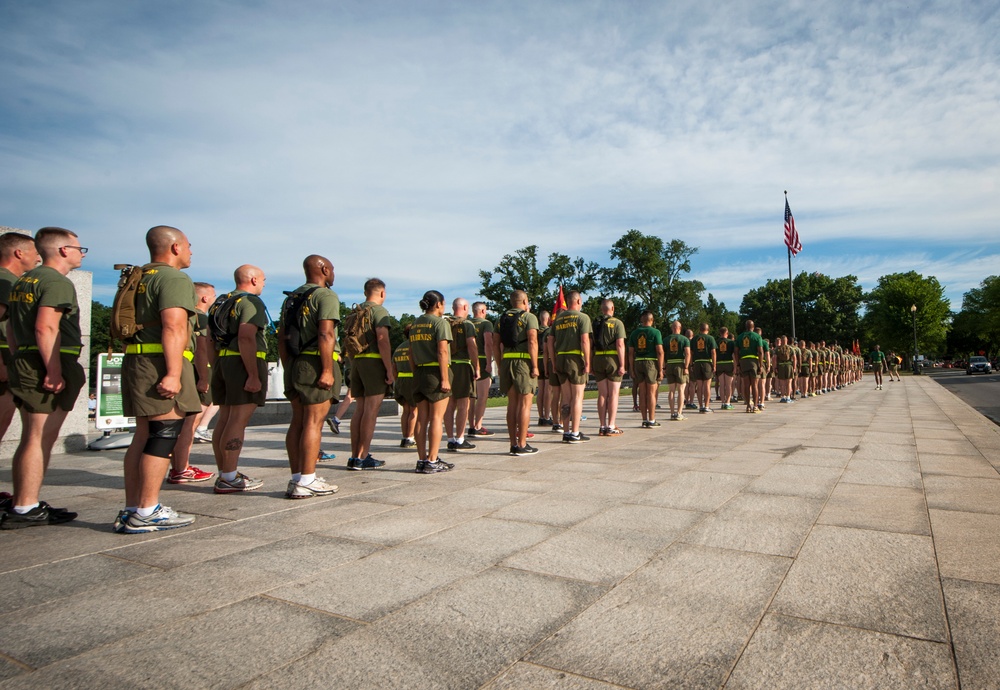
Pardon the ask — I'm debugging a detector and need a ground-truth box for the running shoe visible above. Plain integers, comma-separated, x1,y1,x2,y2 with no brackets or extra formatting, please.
471,427,495,437
318,450,337,460
112,509,134,534
598,427,609,436
606,427,624,436
674,414,686,421
348,456,385,470
510,444,539,456
563,432,590,443
326,417,341,435
1,502,78,530
167,466,215,484
415,460,453,474
400,438,417,449
193,429,213,444
287,477,339,499
632,404,640,412
526,432,535,439
0,492,12,512
552,423,563,432
699,407,712,414
448,440,476,452
122,505,195,533
213,472,264,494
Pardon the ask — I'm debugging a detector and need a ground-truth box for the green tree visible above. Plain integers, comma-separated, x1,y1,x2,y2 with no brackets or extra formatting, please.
740,273,863,344
692,293,740,334
602,231,704,323
478,245,601,314
862,271,950,358
950,276,1000,356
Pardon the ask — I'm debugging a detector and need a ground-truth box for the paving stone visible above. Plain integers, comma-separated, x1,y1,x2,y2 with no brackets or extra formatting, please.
394,517,559,571
861,431,916,445
318,501,486,545
841,458,922,489
0,596,359,689
502,504,703,584
819,483,929,535
771,525,947,641
851,442,919,462
0,658,27,683
698,452,781,476
0,554,159,615
942,578,1000,689
634,471,752,512
681,493,823,557
923,475,1000,515
528,544,789,690
250,567,605,690
918,453,1000,479
489,495,614,528
544,477,649,502
929,509,1000,584
915,438,980,456
482,663,622,689
745,464,842,499
783,446,854,468
727,613,955,689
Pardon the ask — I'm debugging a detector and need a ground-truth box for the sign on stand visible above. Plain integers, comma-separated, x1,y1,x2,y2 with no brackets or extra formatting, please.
90,353,135,450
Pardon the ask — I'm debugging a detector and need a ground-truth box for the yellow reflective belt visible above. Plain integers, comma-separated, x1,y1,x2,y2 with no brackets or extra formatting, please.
22,345,83,355
299,350,341,361
503,352,530,359
666,359,684,363
0,343,8,349
353,353,381,359
452,359,471,364
634,357,656,361
557,350,583,356
417,362,441,367
396,372,414,378
594,350,617,356
219,348,266,360
741,355,759,359
694,359,712,363
125,343,194,361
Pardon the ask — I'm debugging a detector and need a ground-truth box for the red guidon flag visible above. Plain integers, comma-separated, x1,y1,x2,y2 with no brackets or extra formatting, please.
784,197,802,256
552,285,567,316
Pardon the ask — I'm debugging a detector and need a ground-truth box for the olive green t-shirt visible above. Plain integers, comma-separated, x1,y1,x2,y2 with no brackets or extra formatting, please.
359,300,392,355
498,309,539,354
132,263,197,351
593,316,627,353
393,340,412,375
627,326,662,359
0,266,18,347
410,313,452,365
870,350,886,364
691,334,717,362
664,334,690,363
470,316,493,360
552,309,592,355
449,317,477,361
717,337,735,361
8,265,82,349
223,291,269,352
736,331,764,359
288,283,340,354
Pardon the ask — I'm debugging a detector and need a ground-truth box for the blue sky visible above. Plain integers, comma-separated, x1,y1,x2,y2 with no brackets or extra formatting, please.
2,0,998,320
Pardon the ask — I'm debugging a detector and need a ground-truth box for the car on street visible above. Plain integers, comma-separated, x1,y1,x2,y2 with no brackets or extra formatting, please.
966,356,992,375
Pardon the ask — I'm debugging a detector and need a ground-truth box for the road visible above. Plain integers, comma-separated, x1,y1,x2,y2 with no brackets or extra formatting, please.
925,367,1000,425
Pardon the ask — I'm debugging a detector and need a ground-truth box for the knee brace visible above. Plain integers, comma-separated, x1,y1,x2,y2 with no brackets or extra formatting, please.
143,419,185,458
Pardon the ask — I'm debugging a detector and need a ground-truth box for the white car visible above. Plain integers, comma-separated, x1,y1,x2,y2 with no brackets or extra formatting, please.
967,356,992,375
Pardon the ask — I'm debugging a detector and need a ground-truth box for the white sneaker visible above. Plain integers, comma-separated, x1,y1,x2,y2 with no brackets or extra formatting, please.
287,477,339,499
123,505,195,533
194,429,213,443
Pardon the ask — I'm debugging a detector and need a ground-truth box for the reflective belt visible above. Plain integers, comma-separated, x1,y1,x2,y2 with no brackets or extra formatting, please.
741,354,759,359
503,352,531,359
417,362,442,367
353,353,381,359
219,348,266,360
22,345,82,356
557,350,582,356
125,343,194,361
666,359,684,363
299,350,341,361
634,357,656,361
0,343,8,349
594,350,617,356
694,359,712,363
452,359,471,364
396,372,413,378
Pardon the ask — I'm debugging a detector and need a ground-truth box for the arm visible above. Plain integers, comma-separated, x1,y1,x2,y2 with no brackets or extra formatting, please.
527,329,538,378
194,332,211,394
35,306,65,392
377,325,394,385
483,331,494,375
466,335,479,379
616,337,626,377
683,345,691,369
316,319,336,389
655,344,664,380
158,306,189,398
581,332,591,374
238,322,262,393
628,345,635,378
437,339,451,393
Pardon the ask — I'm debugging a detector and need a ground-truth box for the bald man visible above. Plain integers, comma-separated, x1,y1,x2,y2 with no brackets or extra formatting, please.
444,297,479,452
209,265,268,493
117,225,200,533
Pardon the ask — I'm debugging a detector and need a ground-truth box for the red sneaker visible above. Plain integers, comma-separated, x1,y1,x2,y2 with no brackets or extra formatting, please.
526,432,535,439
167,466,215,484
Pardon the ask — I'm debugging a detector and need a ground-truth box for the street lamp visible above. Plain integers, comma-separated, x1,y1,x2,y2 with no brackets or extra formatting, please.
911,304,919,375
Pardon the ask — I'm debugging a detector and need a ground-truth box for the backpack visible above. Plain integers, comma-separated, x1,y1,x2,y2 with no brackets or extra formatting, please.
342,303,374,358
498,308,524,349
207,292,244,348
279,287,320,358
592,315,613,351
109,263,149,350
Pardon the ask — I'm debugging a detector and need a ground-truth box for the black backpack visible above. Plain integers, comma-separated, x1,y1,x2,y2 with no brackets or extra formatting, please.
592,315,613,351
498,309,524,349
279,287,320,357
206,292,244,348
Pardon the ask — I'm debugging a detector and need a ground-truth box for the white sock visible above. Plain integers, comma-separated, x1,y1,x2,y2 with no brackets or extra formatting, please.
291,473,301,482
332,416,340,424
448,437,456,444
456,436,465,444
299,473,316,486
136,504,158,518
406,437,415,442
220,471,238,482
13,503,39,514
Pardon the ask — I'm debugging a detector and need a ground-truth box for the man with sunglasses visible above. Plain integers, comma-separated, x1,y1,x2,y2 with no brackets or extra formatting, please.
1,228,86,529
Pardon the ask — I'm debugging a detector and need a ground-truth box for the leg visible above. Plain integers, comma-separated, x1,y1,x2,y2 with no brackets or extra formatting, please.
607,381,621,429
170,414,198,473
353,394,385,460
516,389,534,447
443,396,458,441
11,409,61,506
137,410,184,509
426,398,448,461
0,391,15,444
415,400,431,461
402,403,416,439
474,376,490,430
568,383,585,433
215,402,257,473
596,379,609,428
297,400,333,476
454,396,471,440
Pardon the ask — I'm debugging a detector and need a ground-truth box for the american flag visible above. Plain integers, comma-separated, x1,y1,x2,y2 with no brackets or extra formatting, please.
784,197,802,256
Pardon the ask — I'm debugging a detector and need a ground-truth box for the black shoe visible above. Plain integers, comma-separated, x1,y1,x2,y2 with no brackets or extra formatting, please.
510,444,539,456
447,441,459,452
552,424,564,432
0,492,11,512
417,460,454,474
400,438,416,449
0,502,77,530
449,440,476,452
563,433,590,444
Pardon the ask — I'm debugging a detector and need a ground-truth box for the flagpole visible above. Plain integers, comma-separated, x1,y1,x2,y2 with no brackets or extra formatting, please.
785,191,796,342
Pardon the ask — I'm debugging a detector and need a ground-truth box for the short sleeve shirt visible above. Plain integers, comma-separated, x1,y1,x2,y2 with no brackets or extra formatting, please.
628,326,662,359
410,313,452,365
133,263,197,350
691,334,717,362
227,291,269,352
9,265,81,349
392,340,412,375
289,283,340,353
360,301,392,355
501,310,539,354
664,334,690,363
736,331,764,359
717,337,735,360
594,316,627,354
870,350,886,364
552,310,592,354
470,317,493,359
0,266,18,346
